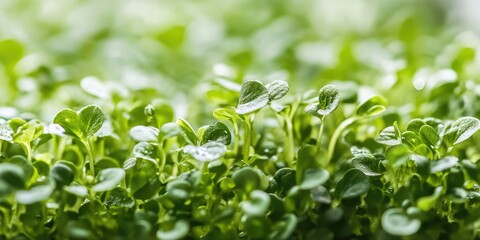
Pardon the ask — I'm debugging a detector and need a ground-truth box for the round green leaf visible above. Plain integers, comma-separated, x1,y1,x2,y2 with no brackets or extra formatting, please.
213,107,238,121
377,124,401,146
53,109,85,139
385,144,410,167
381,208,421,236
235,80,269,115
265,80,289,101
130,125,159,142
317,85,340,116
419,125,439,149
104,187,135,208
334,169,370,199
156,220,189,240
299,168,330,190
133,142,157,163
355,95,388,117
352,154,382,177
78,105,105,138
445,116,480,146
241,190,270,216
201,122,231,145
401,131,423,149
183,142,226,162
92,168,125,192
233,167,262,192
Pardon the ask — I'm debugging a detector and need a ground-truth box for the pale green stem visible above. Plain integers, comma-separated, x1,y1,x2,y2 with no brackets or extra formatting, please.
84,140,95,177
284,116,295,166
316,116,326,154
242,115,254,163
56,137,66,161
232,119,240,155
326,117,357,166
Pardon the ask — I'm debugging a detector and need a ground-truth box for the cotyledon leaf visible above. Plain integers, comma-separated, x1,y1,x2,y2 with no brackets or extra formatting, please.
265,80,289,101
235,80,269,115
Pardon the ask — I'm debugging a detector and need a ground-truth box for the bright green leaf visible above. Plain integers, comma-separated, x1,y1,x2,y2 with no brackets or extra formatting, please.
445,117,480,146
201,122,231,145
78,105,105,138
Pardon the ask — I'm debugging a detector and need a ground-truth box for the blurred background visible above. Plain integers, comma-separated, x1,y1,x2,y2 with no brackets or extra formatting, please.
0,0,479,122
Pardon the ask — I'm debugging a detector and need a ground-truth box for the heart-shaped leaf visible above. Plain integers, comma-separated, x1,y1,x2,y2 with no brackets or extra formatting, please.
265,80,289,101
334,169,370,199
381,208,421,236
201,122,231,145
53,105,105,140
235,80,269,115
444,117,480,146
92,168,125,192
183,142,226,162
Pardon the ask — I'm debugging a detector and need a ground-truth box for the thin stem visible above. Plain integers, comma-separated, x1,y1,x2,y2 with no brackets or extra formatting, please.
232,119,240,155
242,115,254,163
284,116,295,166
56,137,66,161
316,116,326,154
326,117,357,166
84,139,95,177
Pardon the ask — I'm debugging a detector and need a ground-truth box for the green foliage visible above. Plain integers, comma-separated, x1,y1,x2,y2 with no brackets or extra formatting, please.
1,1,480,239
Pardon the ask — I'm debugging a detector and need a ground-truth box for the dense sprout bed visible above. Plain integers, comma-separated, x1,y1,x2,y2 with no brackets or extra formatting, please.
1,0,480,239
